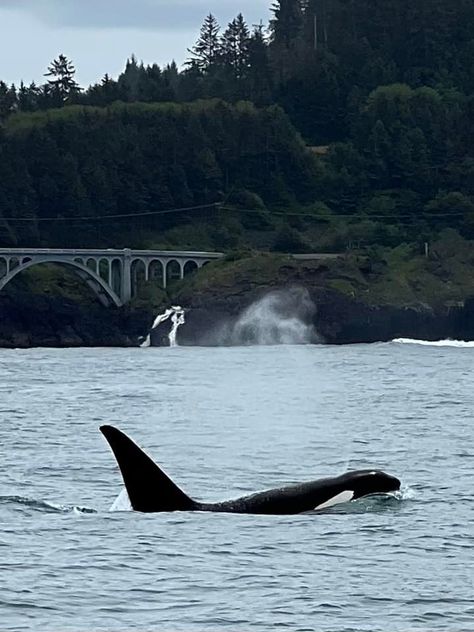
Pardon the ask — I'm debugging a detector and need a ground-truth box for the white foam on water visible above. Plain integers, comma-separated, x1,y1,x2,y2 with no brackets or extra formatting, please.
109,488,132,512
169,306,185,347
140,335,151,348
140,306,185,348
393,338,474,348
396,485,417,501
151,308,176,330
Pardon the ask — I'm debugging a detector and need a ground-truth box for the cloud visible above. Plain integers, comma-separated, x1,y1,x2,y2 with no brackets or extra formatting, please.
0,0,270,30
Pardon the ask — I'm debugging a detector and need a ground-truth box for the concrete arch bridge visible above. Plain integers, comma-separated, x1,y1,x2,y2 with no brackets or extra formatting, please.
0,248,224,307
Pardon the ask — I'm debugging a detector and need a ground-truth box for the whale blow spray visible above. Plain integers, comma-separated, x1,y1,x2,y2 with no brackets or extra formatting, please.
229,287,318,345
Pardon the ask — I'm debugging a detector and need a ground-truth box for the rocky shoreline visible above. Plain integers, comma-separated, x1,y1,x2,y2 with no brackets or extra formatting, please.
2,250,474,348
0,292,152,349
151,287,474,347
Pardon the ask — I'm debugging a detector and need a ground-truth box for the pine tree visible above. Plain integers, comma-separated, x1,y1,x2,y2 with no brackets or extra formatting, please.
86,74,122,106
270,0,304,48
17,82,40,112
186,14,221,73
0,81,17,119
117,56,143,101
269,0,305,83
247,27,273,104
44,54,80,104
220,14,251,81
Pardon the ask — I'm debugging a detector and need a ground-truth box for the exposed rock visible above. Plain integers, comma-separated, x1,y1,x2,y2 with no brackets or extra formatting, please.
152,289,467,346
2,253,474,348
0,292,153,349
151,256,474,346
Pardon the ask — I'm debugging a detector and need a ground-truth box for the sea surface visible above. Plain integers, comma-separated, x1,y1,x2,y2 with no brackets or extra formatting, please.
1,341,473,632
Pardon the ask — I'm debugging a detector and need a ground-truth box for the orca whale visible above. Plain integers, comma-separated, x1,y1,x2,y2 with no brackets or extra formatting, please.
100,425,401,514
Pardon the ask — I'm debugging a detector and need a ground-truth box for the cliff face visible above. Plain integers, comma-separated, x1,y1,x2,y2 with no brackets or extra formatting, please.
2,251,474,348
0,292,152,348
151,285,470,347
157,252,474,346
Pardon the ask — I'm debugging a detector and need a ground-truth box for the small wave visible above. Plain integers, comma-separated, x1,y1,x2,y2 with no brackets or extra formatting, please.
393,338,474,348
110,488,132,512
0,495,96,514
319,488,414,515
396,485,417,501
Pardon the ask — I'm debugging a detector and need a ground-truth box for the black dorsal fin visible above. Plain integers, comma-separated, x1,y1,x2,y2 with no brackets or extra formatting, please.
100,425,195,513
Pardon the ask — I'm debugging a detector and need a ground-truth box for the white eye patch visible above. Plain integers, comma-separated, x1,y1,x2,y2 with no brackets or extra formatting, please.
314,490,354,511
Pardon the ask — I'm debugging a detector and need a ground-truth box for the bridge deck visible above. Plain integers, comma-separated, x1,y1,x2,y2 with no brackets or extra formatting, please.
0,248,224,258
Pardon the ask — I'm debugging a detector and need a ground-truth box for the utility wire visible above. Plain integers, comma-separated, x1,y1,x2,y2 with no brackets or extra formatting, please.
220,206,470,219
0,201,470,223
0,202,220,222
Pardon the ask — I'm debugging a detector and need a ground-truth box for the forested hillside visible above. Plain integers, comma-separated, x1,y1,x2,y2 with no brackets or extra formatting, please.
0,101,316,247
1,0,474,251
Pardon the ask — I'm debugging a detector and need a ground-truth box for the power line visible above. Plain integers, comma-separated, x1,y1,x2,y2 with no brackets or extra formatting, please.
220,206,470,220
0,202,220,223
0,201,469,224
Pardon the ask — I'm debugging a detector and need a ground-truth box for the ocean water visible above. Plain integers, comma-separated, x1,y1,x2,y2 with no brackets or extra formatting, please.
0,342,473,631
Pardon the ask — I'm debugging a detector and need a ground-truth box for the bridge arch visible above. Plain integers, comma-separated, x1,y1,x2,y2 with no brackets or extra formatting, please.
166,259,182,284
86,258,98,273
148,259,165,288
183,260,198,277
9,257,20,272
131,259,147,297
98,258,110,283
0,258,122,307
111,259,122,296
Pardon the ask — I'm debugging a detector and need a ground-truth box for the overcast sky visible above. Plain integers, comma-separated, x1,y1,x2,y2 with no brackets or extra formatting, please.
0,0,271,87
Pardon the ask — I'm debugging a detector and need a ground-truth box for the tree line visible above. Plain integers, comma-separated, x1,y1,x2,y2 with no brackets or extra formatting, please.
0,100,316,247
3,1,474,143
1,0,474,251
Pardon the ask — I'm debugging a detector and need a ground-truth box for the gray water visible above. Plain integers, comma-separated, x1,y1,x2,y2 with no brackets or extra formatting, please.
1,343,473,632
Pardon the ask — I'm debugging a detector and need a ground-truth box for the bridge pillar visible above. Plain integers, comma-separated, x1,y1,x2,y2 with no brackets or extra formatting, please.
121,250,132,303
162,262,167,289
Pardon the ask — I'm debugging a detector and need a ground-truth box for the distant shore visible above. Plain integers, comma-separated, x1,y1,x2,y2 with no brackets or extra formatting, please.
2,239,474,348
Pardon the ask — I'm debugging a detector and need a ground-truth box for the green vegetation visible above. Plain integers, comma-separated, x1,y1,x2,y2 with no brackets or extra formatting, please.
171,230,474,310
0,100,315,248
1,0,474,263
3,263,98,303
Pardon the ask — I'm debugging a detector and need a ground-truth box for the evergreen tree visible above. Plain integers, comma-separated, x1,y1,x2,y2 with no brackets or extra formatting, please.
83,74,120,106
247,27,273,104
117,56,144,101
186,14,221,73
17,82,40,112
162,62,180,99
270,0,304,48
220,14,251,82
269,0,305,82
44,54,80,104
0,81,17,119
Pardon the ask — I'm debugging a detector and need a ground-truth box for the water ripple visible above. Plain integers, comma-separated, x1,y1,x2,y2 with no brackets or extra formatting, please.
1,345,473,632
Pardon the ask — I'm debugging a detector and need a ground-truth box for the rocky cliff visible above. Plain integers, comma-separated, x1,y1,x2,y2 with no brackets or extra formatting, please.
0,291,152,348
155,252,474,346
2,240,474,348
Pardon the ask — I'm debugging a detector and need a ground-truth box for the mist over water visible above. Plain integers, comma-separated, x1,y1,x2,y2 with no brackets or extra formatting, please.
192,286,320,347
229,287,319,346
143,287,319,347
